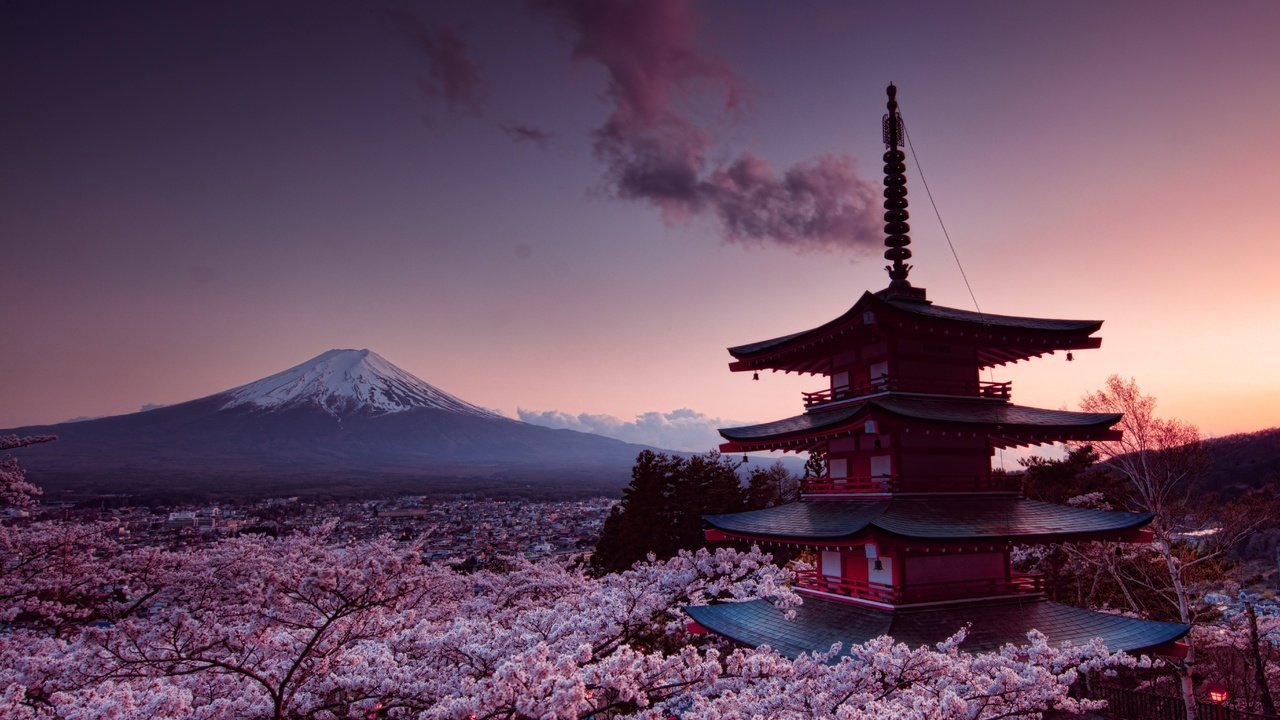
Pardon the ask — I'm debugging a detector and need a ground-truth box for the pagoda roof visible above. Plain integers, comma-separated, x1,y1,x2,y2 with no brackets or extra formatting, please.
684,596,1187,658
728,291,1103,372
704,499,1153,543
718,396,1120,451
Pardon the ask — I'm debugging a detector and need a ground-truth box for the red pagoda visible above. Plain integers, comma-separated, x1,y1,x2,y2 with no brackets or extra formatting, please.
685,85,1188,657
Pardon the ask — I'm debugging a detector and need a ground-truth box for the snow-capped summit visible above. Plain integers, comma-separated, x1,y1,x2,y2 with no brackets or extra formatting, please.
2,348,657,496
220,349,502,418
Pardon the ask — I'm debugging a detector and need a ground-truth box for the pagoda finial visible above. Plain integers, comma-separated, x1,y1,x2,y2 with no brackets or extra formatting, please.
881,83,915,294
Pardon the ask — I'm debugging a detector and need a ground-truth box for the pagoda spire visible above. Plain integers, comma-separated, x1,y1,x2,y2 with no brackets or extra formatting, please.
881,83,923,300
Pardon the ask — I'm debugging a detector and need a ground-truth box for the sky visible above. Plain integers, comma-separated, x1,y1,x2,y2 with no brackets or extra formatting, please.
4,0,1280,452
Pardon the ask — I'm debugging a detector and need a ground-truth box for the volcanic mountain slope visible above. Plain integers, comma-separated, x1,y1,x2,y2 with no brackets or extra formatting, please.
5,350,659,500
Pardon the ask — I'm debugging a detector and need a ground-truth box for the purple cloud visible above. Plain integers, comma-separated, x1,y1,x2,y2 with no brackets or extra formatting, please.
384,9,482,112
536,0,881,253
502,123,552,145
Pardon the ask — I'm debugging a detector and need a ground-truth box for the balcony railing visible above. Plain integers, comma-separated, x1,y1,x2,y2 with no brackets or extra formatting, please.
802,378,1011,406
794,568,1044,606
794,568,896,604
801,474,1024,496
801,476,893,494
897,573,1044,604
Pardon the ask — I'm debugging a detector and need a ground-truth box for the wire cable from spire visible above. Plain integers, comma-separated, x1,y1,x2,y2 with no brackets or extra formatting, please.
902,123,985,322
902,119,999,396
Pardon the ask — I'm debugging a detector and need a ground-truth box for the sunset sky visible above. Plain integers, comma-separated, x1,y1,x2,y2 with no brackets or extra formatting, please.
4,1,1279,449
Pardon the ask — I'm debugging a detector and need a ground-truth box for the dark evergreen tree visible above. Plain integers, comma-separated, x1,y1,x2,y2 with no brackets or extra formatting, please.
592,450,745,575
592,450,679,574
1020,445,1125,504
674,452,744,546
746,461,799,509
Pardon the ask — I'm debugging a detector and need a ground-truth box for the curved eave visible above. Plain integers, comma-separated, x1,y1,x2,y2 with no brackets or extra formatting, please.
717,398,1122,453
684,597,1188,659
726,292,1104,374
705,501,884,543
704,499,1154,545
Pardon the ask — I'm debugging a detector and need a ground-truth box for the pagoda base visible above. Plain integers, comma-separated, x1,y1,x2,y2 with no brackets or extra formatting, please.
684,596,1186,659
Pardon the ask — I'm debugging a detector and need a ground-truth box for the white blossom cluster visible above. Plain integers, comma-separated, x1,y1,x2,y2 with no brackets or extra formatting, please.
0,521,1130,719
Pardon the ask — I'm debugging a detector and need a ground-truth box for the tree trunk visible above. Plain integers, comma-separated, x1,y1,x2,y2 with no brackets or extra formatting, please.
1179,645,1198,720
1157,534,1198,720
1246,602,1278,716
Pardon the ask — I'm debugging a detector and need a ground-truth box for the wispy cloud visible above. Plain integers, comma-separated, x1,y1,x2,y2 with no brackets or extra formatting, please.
518,407,737,453
383,9,483,113
501,123,553,145
535,0,881,252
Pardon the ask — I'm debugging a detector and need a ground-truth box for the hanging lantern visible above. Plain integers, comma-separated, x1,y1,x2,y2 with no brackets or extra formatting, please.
1206,682,1229,704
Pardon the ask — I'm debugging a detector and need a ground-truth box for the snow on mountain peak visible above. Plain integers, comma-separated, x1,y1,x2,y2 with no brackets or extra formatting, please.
220,349,503,418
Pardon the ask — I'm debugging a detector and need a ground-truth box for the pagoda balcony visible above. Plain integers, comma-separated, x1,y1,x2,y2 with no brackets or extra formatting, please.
794,568,1045,606
793,568,896,604
800,473,1024,496
803,378,1011,406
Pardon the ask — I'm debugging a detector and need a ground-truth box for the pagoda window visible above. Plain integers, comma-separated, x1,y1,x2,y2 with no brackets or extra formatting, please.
832,371,850,394
870,361,889,390
828,458,848,482
870,455,891,479
820,550,843,579
868,555,893,586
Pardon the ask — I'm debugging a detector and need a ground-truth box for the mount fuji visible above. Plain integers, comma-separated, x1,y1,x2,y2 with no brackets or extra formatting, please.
4,350,661,501
219,349,503,419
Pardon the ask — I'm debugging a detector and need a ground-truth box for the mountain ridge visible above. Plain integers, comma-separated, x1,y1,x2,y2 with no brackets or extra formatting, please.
3,350,660,501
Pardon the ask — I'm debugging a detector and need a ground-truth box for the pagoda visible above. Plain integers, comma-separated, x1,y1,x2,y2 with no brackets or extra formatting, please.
685,85,1188,658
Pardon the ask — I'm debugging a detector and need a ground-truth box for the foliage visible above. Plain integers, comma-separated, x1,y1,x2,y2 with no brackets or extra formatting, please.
1016,376,1278,719
744,461,799,510
0,435,55,509
803,450,825,480
0,520,1139,720
592,451,744,574
1021,445,1124,506
1194,594,1280,715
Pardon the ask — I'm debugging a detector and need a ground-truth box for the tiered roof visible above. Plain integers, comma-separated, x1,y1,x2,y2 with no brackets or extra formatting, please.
704,499,1153,544
728,291,1104,374
718,396,1120,453
687,597,1187,659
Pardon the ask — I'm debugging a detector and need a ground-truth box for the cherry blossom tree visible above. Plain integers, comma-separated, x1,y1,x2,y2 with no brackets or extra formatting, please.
0,435,54,509
0,521,1139,720
1079,376,1267,719
1194,595,1280,715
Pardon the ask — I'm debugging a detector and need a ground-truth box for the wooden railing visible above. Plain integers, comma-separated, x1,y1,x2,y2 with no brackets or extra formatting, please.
794,568,1044,605
794,568,896,603
801,476,893,494
802,378,1011,406
1090,685,1280,720
897,573,1043,604
801,474,1023,496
